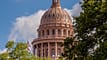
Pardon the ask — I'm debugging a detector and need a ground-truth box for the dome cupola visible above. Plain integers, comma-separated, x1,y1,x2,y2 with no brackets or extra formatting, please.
40,0,72,26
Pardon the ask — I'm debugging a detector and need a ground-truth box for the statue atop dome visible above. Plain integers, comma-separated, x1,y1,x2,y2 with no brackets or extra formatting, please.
53,0,58,3
51,0,60,8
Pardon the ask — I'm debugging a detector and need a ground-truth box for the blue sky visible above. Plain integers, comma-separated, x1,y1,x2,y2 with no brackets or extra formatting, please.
0,0,80,51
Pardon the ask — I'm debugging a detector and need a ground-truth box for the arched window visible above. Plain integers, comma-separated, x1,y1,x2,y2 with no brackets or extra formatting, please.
38,31,41,37
57,48,61,56
52,29,55,35
57,42,62,47
48,14,50,18
63,29,66,35
51,42,55,46
43,49,44,57
68,30,70,36
42,30,45,36
47,30,49,35
58,29,61,35
53,14,55,17
46,49,48,57
51,48,55,57
38,50,41,57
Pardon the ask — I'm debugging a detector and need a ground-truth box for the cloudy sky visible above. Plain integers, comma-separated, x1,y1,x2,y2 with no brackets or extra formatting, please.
0,0,82,53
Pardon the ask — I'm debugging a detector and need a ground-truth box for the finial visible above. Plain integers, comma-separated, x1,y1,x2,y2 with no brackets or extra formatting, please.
51,0,60,8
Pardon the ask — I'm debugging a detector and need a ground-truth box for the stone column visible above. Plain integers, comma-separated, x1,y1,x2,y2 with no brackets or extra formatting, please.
48,42,50,57
61,44,64,54
36,44,38,56
33,46,35,55
61,29,63,36
43,43,45,57
56,29,58,37
50,29,52,37
41,43,43,57
55,42,57,57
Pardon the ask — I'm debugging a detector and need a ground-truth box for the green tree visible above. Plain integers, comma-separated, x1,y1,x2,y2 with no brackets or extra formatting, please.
0,52,10,60
63,0,107,60
0,41,50,60
58,56,64,60
62,37,78,60
5,41,14,52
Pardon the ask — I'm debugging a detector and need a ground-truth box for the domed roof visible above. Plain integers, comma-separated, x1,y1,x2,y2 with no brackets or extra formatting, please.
40,0,72,25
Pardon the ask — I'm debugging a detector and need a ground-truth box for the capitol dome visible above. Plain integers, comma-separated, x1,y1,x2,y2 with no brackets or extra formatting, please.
40,0,72,25
32,0,74,60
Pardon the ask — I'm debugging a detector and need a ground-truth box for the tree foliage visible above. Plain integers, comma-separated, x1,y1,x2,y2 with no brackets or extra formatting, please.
63,0,107,60
62,37,78,60
0,41,50,60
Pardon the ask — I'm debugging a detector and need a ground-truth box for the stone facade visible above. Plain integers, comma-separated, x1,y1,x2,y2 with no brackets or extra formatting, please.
32,0,73,60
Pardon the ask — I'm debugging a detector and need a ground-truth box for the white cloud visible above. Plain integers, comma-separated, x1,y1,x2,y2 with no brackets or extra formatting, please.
8,3,82,43
0,49,7,54
8,10,46,42
64,3,82,17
